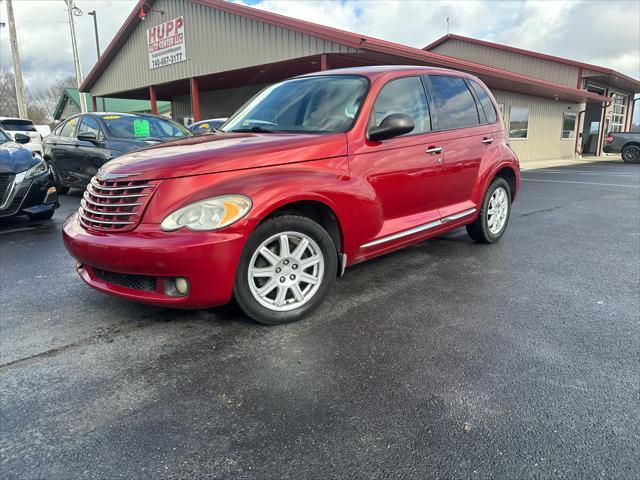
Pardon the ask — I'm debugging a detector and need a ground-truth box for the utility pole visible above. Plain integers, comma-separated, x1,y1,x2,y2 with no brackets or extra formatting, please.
5,0,27,118
66,0,87,112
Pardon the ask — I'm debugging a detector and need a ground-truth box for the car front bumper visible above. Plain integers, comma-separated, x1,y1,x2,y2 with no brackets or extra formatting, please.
0,171,58,218
62,213,249,308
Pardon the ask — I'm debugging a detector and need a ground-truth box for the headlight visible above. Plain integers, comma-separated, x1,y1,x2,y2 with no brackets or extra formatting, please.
160,195,252,232
15,158,48,184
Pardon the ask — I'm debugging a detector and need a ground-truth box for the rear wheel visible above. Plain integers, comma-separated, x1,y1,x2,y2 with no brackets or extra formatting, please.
234,215,337,325
621,145,640,163
466,177,512,243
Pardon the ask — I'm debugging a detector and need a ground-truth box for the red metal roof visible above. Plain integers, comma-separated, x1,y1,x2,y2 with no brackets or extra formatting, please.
80,0,613,104
424,34,640,92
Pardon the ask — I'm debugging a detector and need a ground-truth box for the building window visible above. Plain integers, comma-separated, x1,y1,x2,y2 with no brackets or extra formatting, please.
509,106,529,139
561,112,576,139
610,93,627,132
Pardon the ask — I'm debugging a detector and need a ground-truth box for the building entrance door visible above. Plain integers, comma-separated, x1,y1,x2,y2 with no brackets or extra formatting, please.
581,84,607,156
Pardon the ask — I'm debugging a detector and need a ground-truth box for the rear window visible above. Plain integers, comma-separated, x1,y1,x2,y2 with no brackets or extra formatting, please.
0,119,36,132
469,79,498,124
428,75,480,130
101,115,190,140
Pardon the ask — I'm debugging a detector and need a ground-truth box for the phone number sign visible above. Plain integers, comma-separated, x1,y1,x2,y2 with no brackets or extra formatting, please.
147,16,186,70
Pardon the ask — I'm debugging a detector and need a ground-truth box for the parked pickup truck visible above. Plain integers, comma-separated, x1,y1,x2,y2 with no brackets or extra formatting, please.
604,132,640,163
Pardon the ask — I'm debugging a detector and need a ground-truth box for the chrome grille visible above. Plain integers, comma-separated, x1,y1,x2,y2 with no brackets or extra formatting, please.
79,176,159,232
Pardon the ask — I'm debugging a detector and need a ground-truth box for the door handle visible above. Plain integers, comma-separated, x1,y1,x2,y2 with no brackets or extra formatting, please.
481,137,494,144
426,146,444,154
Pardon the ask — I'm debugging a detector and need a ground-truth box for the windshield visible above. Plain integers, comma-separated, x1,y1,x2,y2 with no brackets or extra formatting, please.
0,119,36,132
221,75,369,134
0,128,10,143
101,115,191,140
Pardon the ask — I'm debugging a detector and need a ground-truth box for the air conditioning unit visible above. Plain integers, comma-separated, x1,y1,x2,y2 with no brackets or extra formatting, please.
183,116,195,126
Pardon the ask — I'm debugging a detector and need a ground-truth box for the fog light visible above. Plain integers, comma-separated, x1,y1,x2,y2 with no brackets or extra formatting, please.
175,277,189,295
164,277,189,296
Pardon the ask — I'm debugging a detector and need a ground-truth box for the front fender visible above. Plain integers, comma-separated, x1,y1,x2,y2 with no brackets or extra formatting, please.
142,159,382,260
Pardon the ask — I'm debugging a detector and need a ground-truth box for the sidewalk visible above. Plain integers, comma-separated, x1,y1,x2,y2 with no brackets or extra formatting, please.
520,155,622,171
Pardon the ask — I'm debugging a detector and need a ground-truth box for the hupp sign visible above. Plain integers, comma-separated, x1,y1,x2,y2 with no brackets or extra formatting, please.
147,16,186,70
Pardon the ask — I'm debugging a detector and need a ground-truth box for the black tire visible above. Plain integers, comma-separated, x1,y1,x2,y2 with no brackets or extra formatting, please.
233,215,337,325
466,177,512,243
28,210,55,221
47,161,70,195
621,145,640,163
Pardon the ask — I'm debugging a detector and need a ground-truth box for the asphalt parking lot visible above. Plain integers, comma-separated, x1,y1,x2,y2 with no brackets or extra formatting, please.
1,160,639,480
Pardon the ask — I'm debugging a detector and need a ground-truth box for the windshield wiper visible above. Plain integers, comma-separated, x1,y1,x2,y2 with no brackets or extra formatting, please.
229,126,275,133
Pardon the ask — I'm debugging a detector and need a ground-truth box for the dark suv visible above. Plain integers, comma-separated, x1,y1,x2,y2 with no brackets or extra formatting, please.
43,113,191,193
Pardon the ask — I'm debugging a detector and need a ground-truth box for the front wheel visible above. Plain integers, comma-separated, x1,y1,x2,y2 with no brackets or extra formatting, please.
466,177,512,243
234,215,337,325
47,161,70,195
621,145,640,163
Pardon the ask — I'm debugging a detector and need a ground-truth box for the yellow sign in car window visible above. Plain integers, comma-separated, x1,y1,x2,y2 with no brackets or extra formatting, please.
102,115,120,120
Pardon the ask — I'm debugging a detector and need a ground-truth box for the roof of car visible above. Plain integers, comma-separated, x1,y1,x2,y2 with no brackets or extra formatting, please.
0,117,34,123
300,65,472,79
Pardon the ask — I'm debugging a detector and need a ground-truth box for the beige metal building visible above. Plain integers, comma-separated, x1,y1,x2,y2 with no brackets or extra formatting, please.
80,0,640,163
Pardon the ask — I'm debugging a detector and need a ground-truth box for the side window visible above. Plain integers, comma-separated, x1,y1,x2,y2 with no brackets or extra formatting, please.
469,79,498,124
371,76,431,135
60,117,79,138
561,112,576,139
78,115,103,140
428,75,480,130
509,107,529,139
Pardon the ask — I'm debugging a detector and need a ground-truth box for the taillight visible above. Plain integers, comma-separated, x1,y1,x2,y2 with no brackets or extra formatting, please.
606,134,614,144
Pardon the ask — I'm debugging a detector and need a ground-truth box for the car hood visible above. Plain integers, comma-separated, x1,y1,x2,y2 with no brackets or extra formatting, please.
0,142,37,174
98,132,347,180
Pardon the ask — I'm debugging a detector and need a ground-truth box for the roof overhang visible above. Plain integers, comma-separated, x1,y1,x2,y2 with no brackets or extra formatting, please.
81,0,613,105
424,34,640,94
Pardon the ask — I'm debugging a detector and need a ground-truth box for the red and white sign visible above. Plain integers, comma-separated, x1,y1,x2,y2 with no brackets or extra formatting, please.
147,16,186,70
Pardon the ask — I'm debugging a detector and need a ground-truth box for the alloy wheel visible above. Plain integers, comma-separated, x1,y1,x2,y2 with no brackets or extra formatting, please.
248,231,325,312
487,186,509,235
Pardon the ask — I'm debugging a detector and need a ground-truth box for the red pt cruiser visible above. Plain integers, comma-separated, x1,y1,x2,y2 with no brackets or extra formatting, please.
63,66,521,324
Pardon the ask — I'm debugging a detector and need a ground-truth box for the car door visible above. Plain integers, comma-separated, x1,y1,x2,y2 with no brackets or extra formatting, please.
50,116,80,186
75,115,111,185
349,75,443,242
424,74,499,219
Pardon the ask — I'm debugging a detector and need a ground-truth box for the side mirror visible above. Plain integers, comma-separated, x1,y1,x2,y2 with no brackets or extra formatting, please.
367,113,414,142
77,132,98,143
14,133,30,144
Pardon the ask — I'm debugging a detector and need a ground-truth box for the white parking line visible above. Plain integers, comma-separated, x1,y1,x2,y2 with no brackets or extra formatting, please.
526,169,638,176
522,178,640,188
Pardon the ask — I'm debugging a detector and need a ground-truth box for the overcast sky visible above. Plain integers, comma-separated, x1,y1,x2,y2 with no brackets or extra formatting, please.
1,0,638,95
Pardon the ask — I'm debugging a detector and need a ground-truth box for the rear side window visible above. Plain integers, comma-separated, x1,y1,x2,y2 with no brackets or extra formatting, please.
469,79,498,124
60,117,79,138
0,119,36,132
428,75,480,130
371,76,431,135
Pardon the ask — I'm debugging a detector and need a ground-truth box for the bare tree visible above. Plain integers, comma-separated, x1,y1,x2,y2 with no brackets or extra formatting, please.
28,76,76,125
0,70,75,124
0,69,19,117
